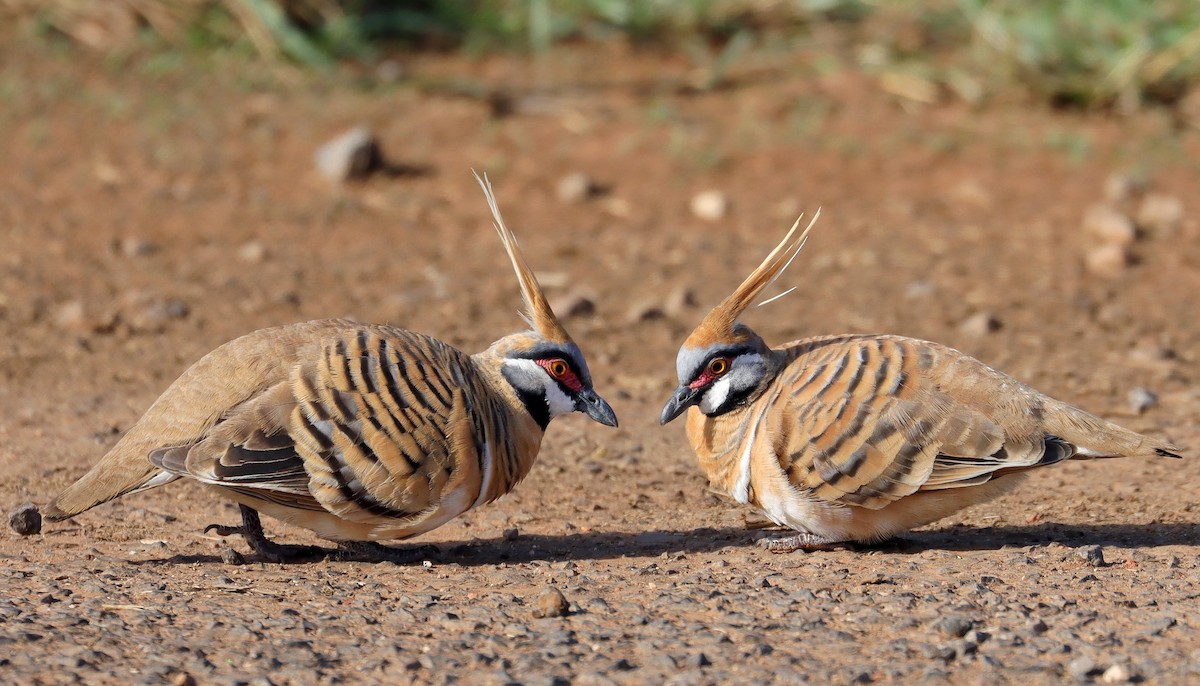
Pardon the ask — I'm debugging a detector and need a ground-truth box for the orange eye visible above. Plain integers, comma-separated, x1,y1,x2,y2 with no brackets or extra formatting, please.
707,358,729,376
549,360,569,377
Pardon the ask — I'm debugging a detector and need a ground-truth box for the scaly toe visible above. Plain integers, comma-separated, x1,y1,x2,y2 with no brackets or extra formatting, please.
757,532,842,552
203,523,243,537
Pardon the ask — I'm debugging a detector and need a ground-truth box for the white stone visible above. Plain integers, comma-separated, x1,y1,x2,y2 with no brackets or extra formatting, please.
690,190,728,221
1082,205,1135,248
1135,193,1184,237
314,126,380,182
1084,244,1128,278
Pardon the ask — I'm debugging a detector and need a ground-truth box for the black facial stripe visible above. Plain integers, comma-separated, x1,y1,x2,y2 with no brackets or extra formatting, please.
506,345,590,386
688,343,760,382
503,366,552,430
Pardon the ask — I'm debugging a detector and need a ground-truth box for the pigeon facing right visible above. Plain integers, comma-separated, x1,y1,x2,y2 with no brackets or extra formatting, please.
42,173,618,561
661,212,1183,552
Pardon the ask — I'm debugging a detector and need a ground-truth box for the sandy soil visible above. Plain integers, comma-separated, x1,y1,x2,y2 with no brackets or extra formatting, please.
2,37,1199,685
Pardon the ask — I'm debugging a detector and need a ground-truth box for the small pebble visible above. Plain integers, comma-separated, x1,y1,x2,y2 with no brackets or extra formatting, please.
502,527,519,542
1135,194,1183,236
556,172,596,204
532,586,570,618
1103,173,1145,204
219,545,246,566
550,292,595,319
625,299,665,324
1084,244,1128,279
1076,545,1106,567
1101,664,1130,684
663,286,697,317
314,126,381,182
8,502,42,536
120,237,158,257
1082,205,1135,248
53,300,91,333
1127,387,1158,414
963,630,989,646
958,311,1001,337
1068,657,1098,681
237,241,267,264
934,615,974,638
690,190,728,221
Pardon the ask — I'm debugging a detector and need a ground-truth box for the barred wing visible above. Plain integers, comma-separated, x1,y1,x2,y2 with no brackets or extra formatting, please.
151,325,488,524
773,336,1072,509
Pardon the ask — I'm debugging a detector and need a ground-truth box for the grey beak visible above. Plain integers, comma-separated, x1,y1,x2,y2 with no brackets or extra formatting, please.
576,388,619,428
659,385,702,425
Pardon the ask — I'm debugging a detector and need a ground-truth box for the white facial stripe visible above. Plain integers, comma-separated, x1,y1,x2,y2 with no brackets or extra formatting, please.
543,382,576,417
700,376,732,414
503,358,577,418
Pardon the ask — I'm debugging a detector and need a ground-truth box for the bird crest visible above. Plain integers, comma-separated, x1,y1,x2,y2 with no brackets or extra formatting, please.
474,171,575,345
683,210,820,349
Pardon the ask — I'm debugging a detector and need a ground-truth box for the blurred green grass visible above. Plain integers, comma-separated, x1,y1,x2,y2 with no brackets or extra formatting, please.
6,0,1200,109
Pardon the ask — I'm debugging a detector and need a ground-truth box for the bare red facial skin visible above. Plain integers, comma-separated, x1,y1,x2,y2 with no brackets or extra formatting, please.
689,371,715,390
536,358,584,392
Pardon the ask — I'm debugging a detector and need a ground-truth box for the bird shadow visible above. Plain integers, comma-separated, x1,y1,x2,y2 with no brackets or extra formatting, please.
148,521,1199,566
877,521,1200,554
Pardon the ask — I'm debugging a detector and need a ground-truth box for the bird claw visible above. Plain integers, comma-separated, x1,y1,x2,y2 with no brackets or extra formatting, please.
203,523,242,537
757,532,842,552
205,505,322,563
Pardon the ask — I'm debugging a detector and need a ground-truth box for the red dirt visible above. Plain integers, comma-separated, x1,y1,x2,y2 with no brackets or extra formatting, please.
2,38,1198,685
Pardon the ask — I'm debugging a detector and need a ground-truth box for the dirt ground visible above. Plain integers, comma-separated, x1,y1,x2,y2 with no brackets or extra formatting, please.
2,36,1199,685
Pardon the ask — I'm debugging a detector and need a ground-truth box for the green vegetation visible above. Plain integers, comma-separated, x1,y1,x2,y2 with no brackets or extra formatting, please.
9,0,1200,109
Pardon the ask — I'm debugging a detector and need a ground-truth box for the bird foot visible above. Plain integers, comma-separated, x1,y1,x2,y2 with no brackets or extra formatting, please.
204,505,323,563
757,532,845,552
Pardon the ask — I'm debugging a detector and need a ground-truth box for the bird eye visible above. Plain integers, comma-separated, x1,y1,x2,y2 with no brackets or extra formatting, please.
707,357,730,376
549,359,569,377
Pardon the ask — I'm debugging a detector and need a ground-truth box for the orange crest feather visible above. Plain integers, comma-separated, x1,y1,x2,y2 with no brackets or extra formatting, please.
474,171,574,344
684,210,820,349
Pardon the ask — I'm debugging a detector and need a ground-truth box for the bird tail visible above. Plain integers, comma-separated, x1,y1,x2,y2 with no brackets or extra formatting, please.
43,443,177,521
1043,398,1183,459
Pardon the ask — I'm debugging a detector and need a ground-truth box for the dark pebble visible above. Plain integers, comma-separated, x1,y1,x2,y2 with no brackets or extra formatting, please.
935,615,974,638
1076,545,1106,567
8,503,42,536
612,658,636,671
220,545,246,566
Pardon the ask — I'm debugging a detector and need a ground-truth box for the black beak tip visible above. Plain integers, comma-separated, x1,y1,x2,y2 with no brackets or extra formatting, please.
660,386,699,426
581,392,619,428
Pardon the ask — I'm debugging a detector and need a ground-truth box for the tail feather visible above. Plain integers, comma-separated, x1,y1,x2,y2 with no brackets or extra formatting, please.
43,438,172,522
1043,397,1184,460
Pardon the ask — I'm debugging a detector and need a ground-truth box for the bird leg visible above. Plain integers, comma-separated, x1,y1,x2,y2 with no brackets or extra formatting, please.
204,505,322,563
757,531,845,552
